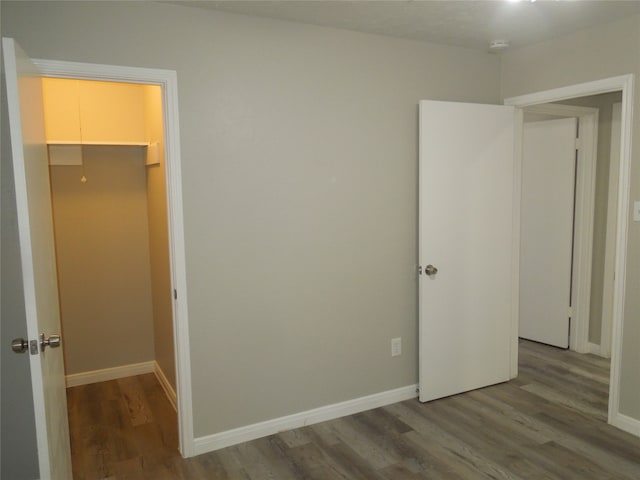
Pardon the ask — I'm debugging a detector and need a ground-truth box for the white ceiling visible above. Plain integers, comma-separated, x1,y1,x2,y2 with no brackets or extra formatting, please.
177,0,640,51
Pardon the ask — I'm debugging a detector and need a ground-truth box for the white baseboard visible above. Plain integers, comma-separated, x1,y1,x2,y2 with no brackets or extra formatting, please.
65,361,155,387
154,361,177,412
585,342,613,359
611,412,640,437
193,384,418,455
586,342,602,356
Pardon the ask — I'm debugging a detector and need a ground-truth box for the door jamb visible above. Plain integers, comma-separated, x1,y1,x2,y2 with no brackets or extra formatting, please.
32,58,195,456
505,74,635,436
600,102,622,359
521,103,599,354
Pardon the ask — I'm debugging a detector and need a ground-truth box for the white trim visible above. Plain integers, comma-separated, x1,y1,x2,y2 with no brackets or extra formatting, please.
611,412,640,437
154,362,177,412
572,110,598,354
32,59,174,85
510,107,523,378
608,76,634,432
193,384,418,455
523,103,600,118
586,342,603,356
505,74,635,435
504,75,632,107
600,102,622,359
521,103,599,354
65,361,155,388
33,58,195,457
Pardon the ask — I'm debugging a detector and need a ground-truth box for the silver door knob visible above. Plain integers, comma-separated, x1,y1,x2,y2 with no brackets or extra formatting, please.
11,338,28,353
425,264,438,276
39,333,61,352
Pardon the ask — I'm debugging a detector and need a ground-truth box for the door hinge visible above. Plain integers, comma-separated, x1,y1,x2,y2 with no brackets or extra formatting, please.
575,137,581,150
568,306,574,318
173,289,177,300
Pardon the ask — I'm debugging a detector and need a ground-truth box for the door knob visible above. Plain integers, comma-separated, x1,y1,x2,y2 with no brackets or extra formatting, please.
11,338,28,353
425,264,438,276
39,333,61,352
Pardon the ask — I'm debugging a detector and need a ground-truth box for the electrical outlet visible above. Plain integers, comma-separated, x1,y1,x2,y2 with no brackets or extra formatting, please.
391,337,402,357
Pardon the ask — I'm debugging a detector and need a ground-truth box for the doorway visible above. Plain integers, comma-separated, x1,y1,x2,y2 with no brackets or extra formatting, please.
550,93,623,360
519,110,584,348
517,93,623,434
42,77,178,472
44,78,176,393
33,58,195,457
520,93,622,356
505,74,634,434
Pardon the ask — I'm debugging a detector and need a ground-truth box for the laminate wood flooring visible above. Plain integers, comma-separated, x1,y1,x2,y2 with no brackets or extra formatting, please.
67,340,640,479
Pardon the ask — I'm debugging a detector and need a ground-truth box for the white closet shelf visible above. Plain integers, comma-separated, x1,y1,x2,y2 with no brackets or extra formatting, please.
47,140,150,146
47,141,161,166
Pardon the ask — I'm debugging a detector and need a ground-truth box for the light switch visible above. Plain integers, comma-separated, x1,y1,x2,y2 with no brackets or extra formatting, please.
391,337,402,357
634,201,640,222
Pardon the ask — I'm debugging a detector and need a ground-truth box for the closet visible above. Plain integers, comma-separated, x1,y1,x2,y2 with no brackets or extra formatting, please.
43,78,176,406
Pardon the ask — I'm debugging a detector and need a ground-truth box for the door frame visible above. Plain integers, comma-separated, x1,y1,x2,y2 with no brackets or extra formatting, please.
600,102,622,359
521,103,599,353
33,58,195,456
505,74,635,435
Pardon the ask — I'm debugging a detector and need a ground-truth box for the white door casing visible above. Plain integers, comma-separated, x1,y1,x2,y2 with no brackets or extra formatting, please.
418,100,516,402
2,37,73,479
520,118,577,348
32,56,195,456
600,102,622,358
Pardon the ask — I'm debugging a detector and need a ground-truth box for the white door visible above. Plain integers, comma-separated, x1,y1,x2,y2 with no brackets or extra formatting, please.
3,37,72,479
419,100,515,402
520,118,577,348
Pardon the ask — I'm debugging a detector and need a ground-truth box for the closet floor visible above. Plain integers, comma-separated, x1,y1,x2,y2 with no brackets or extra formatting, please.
67,373,179,479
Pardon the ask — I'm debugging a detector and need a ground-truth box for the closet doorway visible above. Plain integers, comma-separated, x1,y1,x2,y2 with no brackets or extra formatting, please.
40,73,189,472
45,78,176,399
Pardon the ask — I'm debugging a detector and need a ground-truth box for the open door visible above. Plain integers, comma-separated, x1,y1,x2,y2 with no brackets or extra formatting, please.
519,118,578,349
418,100,516,402
3,37,72,479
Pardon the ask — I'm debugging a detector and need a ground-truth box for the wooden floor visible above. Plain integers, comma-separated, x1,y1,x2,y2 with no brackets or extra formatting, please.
68,340,640,479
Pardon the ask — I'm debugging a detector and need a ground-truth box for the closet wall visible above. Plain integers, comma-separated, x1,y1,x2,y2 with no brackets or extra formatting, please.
50,145,154,374
44,79,174,388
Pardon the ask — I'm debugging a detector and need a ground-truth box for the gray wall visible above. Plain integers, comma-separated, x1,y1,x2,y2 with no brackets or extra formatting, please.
501,13,640,419
1,67,40,479
12,1,638,446
0,0,502,438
